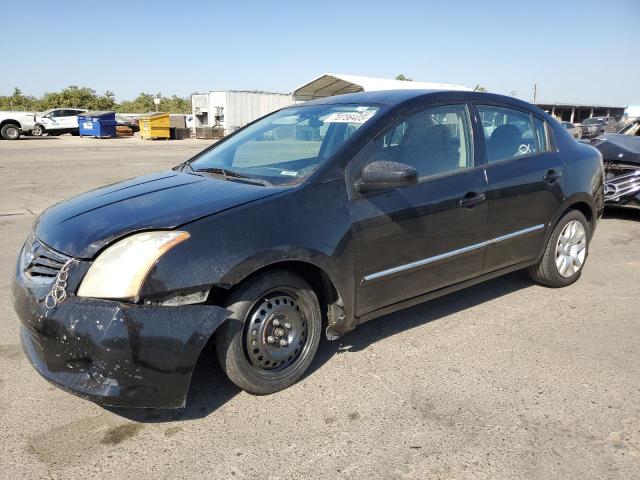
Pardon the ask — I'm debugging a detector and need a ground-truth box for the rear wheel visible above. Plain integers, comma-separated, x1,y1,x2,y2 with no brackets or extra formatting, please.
529,210,590,287
1,123,21,140
215,270,322,394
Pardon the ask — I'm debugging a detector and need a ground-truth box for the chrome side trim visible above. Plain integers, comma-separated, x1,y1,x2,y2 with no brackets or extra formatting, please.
486,224,545,244
362,241,486,282
362,224,545,283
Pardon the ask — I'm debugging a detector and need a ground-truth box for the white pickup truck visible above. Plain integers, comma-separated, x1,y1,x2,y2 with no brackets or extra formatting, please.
0,111,36,140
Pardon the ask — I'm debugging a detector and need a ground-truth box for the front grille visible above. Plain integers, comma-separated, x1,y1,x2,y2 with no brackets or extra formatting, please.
604,169,640,202
23,236,70,282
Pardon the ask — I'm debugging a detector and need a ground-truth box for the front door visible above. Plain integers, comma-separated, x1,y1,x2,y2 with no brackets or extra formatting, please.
475,104,565,272
349,102,489,317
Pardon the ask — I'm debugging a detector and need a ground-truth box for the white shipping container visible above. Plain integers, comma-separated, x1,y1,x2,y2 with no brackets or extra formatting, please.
192,90,294,135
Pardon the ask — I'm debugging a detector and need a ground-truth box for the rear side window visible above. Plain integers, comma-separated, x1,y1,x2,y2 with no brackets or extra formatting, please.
477,105,550,162
532,116,550,153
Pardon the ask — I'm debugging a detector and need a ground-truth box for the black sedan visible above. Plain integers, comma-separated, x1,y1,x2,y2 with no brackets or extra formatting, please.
12,90,604,408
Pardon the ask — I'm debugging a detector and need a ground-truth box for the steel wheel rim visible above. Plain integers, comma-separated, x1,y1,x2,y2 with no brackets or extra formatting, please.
555,220,587,278
244,291,308,372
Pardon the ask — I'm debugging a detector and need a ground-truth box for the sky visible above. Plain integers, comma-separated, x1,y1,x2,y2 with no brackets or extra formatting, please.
1,0,638,106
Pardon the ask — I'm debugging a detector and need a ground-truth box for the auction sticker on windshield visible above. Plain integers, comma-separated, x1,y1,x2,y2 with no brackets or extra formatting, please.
323,110,376,124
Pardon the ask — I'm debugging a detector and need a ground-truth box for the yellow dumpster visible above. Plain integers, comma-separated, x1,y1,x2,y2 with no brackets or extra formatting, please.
139,112,170,139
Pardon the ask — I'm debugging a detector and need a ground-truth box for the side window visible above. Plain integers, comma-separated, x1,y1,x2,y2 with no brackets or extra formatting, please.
359,104,473,180
478,105,550,162
532,116,550,152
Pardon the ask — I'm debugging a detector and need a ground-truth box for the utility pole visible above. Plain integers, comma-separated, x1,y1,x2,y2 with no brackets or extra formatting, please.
533,83,537,103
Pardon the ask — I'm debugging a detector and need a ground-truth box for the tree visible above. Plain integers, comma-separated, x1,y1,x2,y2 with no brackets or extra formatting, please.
115,93,157,113
159,95,191,114
473,84,488,92
396,74,413,81
1,86,192,114
0,87,39,111
93,90,116,111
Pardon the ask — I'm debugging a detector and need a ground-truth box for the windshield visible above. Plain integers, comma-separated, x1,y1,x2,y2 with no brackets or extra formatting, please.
583,118,604,125
189,104,380,186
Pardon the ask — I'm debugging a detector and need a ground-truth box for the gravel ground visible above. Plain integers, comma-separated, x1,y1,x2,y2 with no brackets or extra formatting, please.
0,135,639,479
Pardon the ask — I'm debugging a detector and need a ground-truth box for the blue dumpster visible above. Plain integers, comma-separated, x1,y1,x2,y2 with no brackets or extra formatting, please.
78,111,117,138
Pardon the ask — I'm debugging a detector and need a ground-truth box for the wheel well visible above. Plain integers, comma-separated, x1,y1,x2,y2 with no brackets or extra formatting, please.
211,261,342,327
0,119,21,129
563,201,594,231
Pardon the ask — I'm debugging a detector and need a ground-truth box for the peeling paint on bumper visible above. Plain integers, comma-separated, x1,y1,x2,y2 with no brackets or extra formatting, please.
12,273,229,409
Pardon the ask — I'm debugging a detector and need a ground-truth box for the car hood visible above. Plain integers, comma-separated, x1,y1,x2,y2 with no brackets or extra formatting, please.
35,170,285,258
596,134,640,165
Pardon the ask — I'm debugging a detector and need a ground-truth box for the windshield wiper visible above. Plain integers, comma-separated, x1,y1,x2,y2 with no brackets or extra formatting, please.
194,167,273,187
174,161,195,173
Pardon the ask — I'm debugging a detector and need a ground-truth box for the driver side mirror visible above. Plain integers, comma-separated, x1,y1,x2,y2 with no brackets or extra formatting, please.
356,160,418,193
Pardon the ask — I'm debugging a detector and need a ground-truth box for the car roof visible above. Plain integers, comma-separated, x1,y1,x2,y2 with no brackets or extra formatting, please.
294,89,545,113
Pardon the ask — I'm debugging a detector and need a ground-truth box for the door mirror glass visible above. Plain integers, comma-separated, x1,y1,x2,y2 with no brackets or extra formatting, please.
356,160,417,193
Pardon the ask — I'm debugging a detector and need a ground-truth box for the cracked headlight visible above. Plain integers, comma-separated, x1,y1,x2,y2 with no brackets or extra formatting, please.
77,231,190,299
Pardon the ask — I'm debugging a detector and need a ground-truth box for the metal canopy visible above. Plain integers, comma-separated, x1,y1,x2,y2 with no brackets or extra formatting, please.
292,73,470,101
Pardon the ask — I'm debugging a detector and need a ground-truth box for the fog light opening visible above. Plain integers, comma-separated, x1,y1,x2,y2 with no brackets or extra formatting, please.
158,290,209,307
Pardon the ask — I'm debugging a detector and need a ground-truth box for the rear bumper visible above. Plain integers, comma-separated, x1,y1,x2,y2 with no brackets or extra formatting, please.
12,269,229,409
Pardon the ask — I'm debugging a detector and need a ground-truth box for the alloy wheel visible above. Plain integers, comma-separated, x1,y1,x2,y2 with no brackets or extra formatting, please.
5,126,19,139
555,220,587,278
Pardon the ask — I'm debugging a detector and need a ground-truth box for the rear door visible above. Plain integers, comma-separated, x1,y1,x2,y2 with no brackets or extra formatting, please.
60,110,79,129
475,103,565,272
349,101,489,316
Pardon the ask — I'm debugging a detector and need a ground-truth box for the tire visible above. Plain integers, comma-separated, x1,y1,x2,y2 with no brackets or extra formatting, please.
529,210,590,287
1,123,21,140
215,270,322,394
32,124,44,136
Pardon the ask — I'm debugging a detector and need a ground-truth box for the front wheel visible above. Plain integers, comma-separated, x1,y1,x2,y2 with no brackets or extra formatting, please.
529,210,590,287
32,124,45,136
1,123,21,140
215,270,322,394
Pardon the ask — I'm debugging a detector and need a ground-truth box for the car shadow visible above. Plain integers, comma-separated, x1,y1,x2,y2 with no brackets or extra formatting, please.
108,271,533,423
309,270,533,362
17,136,60,140
603,208,640,221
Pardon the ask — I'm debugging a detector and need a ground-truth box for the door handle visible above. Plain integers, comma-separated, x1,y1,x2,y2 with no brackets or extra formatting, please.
543,169,562,183
459,192,486,208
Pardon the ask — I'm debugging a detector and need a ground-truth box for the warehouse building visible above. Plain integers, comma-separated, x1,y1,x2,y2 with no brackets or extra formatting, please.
536,102,627,123
192,90,293,136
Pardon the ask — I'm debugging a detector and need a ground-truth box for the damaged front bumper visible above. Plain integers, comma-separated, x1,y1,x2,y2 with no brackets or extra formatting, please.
12,264,229,409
